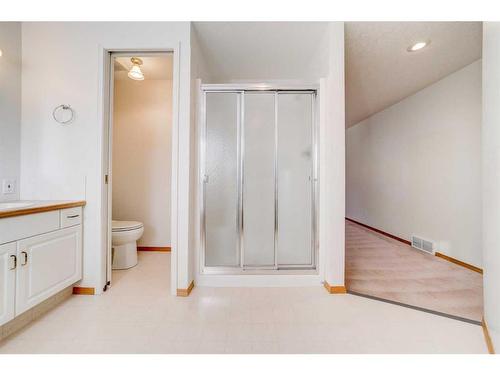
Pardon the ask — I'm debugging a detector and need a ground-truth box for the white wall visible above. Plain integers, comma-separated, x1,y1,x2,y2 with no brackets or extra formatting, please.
322,22,346,287
482,22,500,350
20,22,192,294
346,60,482,267
19,21,345,292
0,22,21,202
190,22,346,287
189,26,212,283
112,78,172,247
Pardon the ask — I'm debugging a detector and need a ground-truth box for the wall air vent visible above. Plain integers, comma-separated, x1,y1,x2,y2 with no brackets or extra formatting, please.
411,235,435,254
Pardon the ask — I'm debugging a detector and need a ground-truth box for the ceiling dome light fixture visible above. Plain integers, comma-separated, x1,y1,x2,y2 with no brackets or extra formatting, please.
128,57,144,80
407,41,430,52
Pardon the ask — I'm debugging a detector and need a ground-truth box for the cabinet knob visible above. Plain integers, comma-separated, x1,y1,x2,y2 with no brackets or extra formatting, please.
9,255,17,270
21,251,28,266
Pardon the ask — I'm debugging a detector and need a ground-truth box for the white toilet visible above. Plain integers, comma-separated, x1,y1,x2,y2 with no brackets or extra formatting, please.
112,220,144,270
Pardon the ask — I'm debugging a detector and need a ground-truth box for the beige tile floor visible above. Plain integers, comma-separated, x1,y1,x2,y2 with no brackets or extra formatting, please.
0,252,488,354
345,220,483,322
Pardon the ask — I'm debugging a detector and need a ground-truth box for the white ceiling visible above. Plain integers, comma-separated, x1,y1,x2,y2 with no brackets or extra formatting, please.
345,22,482,127
111,23,481,125
192,22,330,82
114,54,173,81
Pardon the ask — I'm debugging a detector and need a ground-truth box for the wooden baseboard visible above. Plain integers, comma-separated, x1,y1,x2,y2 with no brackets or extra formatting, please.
482,318,495,354
137,246,171,252
72,287,95,295
435,252,483,274
323,281,347,294
345,217,411,246
177,280,194,297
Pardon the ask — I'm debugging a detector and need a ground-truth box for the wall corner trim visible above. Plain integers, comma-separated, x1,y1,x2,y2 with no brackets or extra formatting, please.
482,318,496,354
72,287,95,295
176,280,195,297
323,281,347,294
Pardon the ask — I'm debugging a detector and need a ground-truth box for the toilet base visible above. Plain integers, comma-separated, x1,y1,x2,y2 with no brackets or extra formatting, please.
112,242,138,270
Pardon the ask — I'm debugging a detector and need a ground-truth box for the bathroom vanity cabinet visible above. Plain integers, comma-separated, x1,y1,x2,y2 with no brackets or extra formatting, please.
0,203,84,326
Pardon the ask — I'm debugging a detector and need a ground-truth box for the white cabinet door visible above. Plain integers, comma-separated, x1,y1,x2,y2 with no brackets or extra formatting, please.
0,242,16,325
16,226,82,315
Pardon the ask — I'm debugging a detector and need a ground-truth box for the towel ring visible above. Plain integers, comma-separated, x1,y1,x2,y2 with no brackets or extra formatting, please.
52,104,75,125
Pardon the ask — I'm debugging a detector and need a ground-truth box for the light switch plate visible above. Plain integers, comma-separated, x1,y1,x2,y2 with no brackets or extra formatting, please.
2,179,16,194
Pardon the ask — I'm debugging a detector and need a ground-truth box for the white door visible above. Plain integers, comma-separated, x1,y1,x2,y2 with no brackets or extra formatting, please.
0,242,16,325
16,226,82,315
105,52,115,288
276,93,315,266
203,92,241,267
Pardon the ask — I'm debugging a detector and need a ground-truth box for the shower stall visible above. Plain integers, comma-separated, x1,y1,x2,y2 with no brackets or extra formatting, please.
199,84,318,275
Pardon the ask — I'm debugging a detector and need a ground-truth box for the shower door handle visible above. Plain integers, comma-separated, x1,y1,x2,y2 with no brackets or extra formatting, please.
203,175,209,184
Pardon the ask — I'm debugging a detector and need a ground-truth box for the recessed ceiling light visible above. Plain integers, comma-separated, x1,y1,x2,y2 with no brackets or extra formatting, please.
407,41,430,52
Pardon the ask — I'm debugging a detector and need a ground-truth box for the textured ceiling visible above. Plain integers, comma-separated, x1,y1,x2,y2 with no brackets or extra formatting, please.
345,22,482,127
114,54,173,81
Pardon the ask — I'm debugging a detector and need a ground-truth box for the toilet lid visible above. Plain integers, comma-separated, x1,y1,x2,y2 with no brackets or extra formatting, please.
112,220,143,232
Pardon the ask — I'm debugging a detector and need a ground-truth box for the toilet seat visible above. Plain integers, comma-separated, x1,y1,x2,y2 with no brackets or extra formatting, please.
112,220,143,232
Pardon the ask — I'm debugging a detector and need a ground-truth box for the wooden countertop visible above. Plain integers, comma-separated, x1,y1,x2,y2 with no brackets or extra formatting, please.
0,200,86,219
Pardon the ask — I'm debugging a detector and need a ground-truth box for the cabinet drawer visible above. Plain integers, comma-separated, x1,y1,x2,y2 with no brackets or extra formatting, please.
0,211,60,245
60,207,82,228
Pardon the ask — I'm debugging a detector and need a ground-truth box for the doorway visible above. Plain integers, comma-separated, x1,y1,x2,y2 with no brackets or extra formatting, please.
344,22,483,323
104,52,174,288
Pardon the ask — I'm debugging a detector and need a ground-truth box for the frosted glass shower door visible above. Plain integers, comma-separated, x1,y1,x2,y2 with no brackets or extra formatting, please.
202,88,316,271
277,93,314,266
242,93,276,267
204,92,240,267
